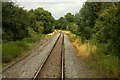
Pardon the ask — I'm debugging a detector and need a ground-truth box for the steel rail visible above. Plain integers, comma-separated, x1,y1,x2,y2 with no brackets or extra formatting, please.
61,32,64,80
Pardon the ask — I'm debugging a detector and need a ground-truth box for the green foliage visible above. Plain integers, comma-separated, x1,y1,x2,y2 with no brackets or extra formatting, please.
67,22,78,34
23,37,37,43
73,2,119,77
93,3,119,56
74,2,119,56
55,17,67,30
92,44,118,77
2,42,22,63
55,12,78,34
64,12,78,34
23,28,43,44
64,12,75,22
34,8,55,34
2,3,55,42
75,2,102,40
15,41,29,50
34,21,44,33
2,2,29,41
2,33,42,63
2,2,55,65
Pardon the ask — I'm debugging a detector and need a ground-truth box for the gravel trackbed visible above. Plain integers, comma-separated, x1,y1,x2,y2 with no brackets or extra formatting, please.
2,33,60,78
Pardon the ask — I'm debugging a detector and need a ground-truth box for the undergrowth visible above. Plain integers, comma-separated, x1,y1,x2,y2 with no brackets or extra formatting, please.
67,31,119,78
2,29,57,68
2,35,43,65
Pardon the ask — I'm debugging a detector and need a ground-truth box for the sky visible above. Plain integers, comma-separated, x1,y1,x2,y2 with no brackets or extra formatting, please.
16,0,87,19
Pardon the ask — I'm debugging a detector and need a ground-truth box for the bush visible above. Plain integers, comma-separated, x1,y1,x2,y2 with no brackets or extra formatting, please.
23,37,37,43
92,45,119,77
2,40,30,63
69,32,119,77
2,42,22,63
15,40,29,51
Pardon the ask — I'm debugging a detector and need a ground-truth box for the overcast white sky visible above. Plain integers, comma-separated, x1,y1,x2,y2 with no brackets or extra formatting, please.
16,0,86,19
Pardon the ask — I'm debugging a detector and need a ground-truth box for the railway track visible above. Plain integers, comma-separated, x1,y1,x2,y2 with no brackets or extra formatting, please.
2,32,109,79
33,32,64,80
2,32,65,79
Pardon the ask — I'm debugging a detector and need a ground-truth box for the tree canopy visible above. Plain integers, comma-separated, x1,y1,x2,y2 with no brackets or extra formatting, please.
2,2,55,41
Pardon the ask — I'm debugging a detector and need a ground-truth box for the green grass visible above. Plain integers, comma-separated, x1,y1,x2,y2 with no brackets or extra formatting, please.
2,28,43,67
2,42,22,63
91,45,119,77
2,34,41,64
2,30,54,68
23,37,37,43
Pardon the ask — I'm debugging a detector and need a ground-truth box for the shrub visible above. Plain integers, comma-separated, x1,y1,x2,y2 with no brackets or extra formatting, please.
2,42,22,63
23,37,36,43
92,45,119,77
15,40,29,51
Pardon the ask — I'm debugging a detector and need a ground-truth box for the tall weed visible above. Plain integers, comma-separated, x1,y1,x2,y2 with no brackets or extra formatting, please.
69,32,119,77
92,45,119,77
2,42,22,63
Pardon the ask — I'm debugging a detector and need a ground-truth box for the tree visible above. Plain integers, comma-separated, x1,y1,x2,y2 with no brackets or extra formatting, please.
2,2,29,41
2,3,55,42
55,17,67,30
67,22,78,34
34,8,55,33
75,2,102,40
64,12,75,22
93,3,119,56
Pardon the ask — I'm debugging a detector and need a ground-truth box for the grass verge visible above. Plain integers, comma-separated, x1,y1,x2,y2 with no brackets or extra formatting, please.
65,31,119,78
2,30,57,68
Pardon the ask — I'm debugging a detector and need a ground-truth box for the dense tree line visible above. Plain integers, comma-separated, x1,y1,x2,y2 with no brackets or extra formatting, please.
75,2,102,40
2,2,29,41
2,2,55,41
3,2,119,57
55,2,119,58
76,2,119,57
75,2,119,77
55,12,78,34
